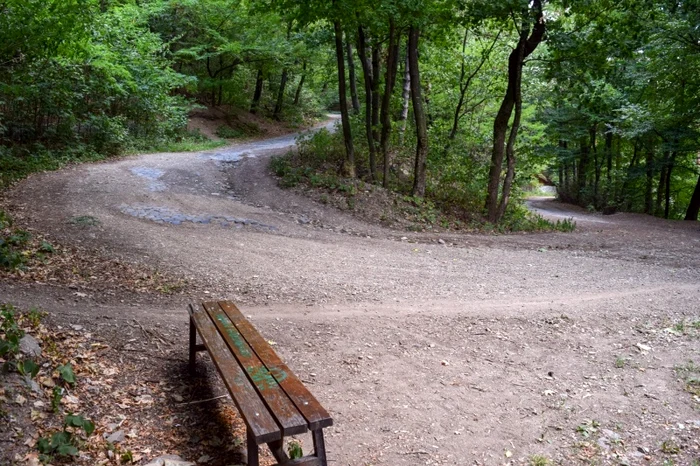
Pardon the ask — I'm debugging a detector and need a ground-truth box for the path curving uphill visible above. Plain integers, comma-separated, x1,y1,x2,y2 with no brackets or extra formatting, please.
4,126,700,465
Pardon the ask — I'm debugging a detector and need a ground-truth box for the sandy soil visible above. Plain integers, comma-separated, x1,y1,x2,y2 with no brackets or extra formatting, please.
2,125,700,465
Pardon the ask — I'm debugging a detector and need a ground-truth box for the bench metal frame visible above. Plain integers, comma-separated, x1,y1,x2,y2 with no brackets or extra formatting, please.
189,301,332,466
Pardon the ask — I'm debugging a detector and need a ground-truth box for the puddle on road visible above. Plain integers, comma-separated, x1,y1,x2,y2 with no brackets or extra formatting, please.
130,167,166,192
120,205,277,231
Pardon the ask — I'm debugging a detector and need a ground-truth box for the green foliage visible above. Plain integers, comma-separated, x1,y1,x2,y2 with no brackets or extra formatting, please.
529,455,551,466
287,440,303,460
16,359,40,379
26,307,45,329
37,414,95,461
0,211,32,270
216,126,247,139
57,363,77,386
0,304,25,360
51,387,64,414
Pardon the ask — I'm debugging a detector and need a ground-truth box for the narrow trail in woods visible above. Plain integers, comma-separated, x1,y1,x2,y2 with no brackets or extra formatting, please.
3,126,700,465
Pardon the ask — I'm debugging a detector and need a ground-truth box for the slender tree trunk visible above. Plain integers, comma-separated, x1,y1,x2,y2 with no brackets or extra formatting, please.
656,150,669,216
371,45,381,148
294,62,306,105
644,136,654,214
273,68,289,120
250,69,264,114
398,49,411,144
357,25,377,181
346,41,360,113
605,130,613,183
591,125,600,207
381,19,400,188
685,173,700,221
578,136,589,203
408,26,428,197
620,139,640,209
664,152,676,219
485,0,545,222
218,55,224,106
449,29,470,140
496,74,523,220
334,19,355,177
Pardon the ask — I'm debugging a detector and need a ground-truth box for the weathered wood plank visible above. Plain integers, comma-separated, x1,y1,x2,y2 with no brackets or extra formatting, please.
188,304,280,444
203,302,308,437
219,301,333,431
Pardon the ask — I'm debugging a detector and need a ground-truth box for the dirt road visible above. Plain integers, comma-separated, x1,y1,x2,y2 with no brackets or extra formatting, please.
3,127,700,465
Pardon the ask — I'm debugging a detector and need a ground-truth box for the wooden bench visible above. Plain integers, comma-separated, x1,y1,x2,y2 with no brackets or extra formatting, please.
188,300,332,466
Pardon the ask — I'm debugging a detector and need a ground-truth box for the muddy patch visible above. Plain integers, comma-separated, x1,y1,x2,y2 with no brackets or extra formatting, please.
119,205,277,231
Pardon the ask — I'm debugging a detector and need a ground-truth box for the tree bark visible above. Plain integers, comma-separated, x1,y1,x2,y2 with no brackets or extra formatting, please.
591,125,600,207
357,25,377,181
273,68,288,120
293,61,306,105
644,136,654,214
398,49,411,144
484,0,545,222
408,26,428,198
381,19,400,188
656,150,669,216
685,173,700,221
250,69,264,114
371,45,381,148
346,41,360,113
664,152,676,219
578,136,589,203
334,19,355,177
496,72,523,220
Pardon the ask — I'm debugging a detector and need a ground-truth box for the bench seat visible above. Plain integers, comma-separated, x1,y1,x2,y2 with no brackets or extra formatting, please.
189,300,332,466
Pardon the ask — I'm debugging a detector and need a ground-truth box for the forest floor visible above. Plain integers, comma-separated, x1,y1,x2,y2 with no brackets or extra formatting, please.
1,120,699,466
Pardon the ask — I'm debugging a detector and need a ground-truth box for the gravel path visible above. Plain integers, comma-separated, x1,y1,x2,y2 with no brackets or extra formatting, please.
3,128,700,465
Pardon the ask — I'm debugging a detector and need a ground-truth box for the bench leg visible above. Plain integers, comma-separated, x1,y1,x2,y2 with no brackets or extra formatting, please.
312,429,328,466
247,428,259,466
189,316,197,373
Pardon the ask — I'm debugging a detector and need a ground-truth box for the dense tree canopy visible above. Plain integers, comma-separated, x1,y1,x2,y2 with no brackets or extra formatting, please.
1,0,698,222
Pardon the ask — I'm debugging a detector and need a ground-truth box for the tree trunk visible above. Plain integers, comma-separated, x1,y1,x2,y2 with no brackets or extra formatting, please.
664,152,676,219
370,45,382,179
605,130,613,183
591,125,600,207
485,0,545,223
334,19,355,177
684,173,700,221
620,139,640,209
371,45,381,148
293,62,306,105
346,41,360,114
496,73,523,220
449,29,470,140
357,25,377,181
398,49,411,144
644,136,654,214
250,69,264,114
578,136,589,203
656,150,669,216
273,69,289,120
381,19,400,188
408,26,428,197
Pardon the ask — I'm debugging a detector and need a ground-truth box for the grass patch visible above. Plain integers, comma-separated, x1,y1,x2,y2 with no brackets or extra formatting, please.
529,455,551,466
0,145,105,191
674,360,700,397
133,137,227,154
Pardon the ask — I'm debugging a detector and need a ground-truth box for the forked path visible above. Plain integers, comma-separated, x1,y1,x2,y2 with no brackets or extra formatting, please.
4,127,700,465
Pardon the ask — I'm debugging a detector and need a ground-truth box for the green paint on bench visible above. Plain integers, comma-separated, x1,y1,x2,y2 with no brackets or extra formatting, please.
214,311,252,358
